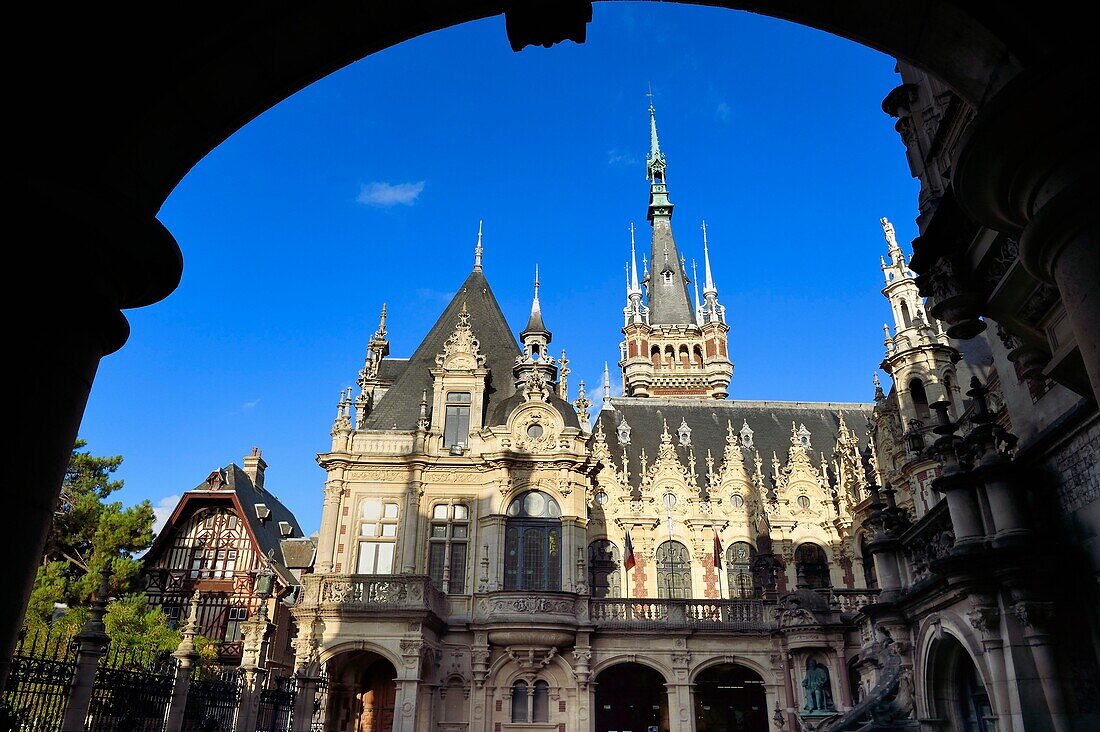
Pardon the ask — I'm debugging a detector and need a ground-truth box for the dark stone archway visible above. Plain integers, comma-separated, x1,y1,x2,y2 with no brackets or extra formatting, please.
595,662,669,732
8,1,1094,689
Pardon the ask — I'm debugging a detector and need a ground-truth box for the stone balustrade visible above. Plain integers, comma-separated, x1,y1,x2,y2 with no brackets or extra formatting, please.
815,588,881,614
299,574,445,617
589,598,772,632
900,501,956,586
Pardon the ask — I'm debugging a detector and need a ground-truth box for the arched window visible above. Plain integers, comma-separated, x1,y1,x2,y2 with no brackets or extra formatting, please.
504,491,561,591
795,543,831,589
651,345,661,368
693,345,704,368
860,535,878,589
511,680,528,723
664,345,675,367
532,681,550,723
900,301,912,327
656,540,692,599
909,378,931,420
726,542,759,598
679,344,689,367
588,540,621,598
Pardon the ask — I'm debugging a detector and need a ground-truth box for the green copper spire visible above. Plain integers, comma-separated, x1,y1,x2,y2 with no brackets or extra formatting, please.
646,91,667,184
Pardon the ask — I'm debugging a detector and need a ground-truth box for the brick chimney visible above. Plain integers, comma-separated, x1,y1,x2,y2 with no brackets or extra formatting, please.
243,447,266,491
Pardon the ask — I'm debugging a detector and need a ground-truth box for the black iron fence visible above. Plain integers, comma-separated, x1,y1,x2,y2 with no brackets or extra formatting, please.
255,675,296,732
0,626,77,732
85,644,175,732
182,668,241,732
309,673,329,732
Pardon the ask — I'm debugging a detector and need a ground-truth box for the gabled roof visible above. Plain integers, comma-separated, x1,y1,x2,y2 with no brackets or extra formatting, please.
144,463,310,587
366,268,521,430
595,397,874,491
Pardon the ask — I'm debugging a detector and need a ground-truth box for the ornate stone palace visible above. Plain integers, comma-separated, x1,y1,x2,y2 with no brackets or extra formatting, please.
284,91,1100,732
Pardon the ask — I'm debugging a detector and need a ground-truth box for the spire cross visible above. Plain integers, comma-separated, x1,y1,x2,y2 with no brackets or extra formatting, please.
474,220,484,271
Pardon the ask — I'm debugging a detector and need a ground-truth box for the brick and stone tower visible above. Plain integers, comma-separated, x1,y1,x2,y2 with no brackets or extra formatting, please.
619,100,733,398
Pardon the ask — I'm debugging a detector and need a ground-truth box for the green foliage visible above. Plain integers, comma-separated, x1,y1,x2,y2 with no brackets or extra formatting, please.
27,439,157,625
104,594,180,656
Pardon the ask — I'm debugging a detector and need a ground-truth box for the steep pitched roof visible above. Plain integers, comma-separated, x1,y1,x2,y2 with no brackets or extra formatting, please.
648,218,696,325
594,397,874,491
366,268,520,430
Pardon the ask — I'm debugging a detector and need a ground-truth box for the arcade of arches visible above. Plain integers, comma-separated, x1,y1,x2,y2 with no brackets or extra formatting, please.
10,5,1098,732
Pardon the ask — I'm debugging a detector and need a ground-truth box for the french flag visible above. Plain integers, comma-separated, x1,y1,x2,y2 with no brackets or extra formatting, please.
713,530,723,570
624,529,636,571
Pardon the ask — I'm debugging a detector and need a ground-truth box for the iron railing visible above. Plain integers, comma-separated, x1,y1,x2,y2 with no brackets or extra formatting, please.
182,667,241,731
309,672,329,732
255,675,296,732
0,626,77,732
85,645,175,732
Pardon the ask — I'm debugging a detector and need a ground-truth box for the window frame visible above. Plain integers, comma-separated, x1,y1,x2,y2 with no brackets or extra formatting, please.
357,498,400,575
443,391,472,448
427,501,470,594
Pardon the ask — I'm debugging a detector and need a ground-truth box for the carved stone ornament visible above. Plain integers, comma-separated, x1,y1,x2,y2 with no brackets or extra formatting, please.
512,407,559,453
436,303,486,371
489,596,574,615
966,605,1000,635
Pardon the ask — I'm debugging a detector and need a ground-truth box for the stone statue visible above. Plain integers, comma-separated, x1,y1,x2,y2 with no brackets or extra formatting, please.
802,659,835,713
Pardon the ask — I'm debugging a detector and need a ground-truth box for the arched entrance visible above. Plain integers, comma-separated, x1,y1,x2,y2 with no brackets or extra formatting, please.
693,664,768,732
928,636,994,732
325,650,398,732
595,663,668,732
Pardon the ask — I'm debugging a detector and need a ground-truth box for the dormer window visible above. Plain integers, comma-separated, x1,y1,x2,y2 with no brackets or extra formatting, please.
677,418,691,446
662,270,673,285
443,392,471,448
796,423,812,450
617,418,631,445
739,421,754,450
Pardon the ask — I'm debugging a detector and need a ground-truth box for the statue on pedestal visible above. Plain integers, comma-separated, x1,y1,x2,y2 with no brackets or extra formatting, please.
801,659,835,713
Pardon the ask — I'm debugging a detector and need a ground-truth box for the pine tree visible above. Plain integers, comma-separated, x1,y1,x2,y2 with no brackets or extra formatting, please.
27,439,156,624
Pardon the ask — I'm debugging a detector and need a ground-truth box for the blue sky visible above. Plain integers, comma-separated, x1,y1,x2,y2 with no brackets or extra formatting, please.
80,4,919,536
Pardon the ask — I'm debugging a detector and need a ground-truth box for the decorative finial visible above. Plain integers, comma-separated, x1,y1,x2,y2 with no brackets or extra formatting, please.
572,380,592,429
702,220,716,296
534,264,540,301
692,258,701,315
629,223,641,295
474,220,484,271
601,362,614,411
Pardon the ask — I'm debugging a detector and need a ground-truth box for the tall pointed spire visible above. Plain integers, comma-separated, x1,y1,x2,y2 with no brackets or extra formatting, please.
692,258,701,317
601,362,614,411
629,223,641,295
646,86,666,184
522,265,548,337
474,220,484,271
702,220,716,296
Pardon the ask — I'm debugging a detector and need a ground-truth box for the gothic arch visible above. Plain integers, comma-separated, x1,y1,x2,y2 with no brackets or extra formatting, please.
688,654,771,684
914,613,997,722
591,654,672,683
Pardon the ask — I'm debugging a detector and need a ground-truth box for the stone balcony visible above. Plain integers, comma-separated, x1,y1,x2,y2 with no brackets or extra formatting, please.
296,576,881,633
589,598,772,632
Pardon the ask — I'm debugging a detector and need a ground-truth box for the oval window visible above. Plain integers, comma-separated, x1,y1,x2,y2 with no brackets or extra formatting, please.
797,495,812,509
730,494,745,508
595,491,609,506
527,424,544,439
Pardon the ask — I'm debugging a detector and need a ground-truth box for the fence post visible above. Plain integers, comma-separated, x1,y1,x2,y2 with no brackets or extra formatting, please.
234,604,272,732
165,591,202,732
60,563,112,732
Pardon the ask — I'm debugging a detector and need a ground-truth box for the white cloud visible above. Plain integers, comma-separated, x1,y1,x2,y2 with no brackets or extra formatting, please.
607,150,640,166
357,181,425,207
588,369,623,407
242,398,261,410
152,495,180,536
716,101,732,122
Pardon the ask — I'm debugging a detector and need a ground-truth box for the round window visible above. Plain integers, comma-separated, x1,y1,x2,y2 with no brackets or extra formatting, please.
524,491,547,516
730,494,745,508
527,424,544,440
595,491,609,506
797,495,812,509
662,493,677,509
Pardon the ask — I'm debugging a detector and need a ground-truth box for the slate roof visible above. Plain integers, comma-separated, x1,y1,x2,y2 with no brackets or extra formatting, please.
594,397,875,491
366,268,521,431
647,217,697,325
377,358,409,383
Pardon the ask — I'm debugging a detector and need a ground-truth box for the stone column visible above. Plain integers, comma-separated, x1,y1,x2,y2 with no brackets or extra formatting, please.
4,298,137,693
61,564,113,732
1012,597,1070,732
316,477,345,573
401,466,424,573
165,592,203,732
833,646,852,711
234,606,273,732
394,678,421,732
665,682,692,732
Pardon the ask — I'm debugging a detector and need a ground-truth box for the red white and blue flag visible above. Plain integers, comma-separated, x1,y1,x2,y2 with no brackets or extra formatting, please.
624,529,637,571
713,530,723,570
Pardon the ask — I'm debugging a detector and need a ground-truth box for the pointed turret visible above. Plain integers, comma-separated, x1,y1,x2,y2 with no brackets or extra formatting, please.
700,220,725,324
521,265,551,344
623,224,648,326
474,220,484,272
601,362,614,411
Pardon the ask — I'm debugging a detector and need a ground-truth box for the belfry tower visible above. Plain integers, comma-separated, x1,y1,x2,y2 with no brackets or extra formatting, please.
619,100,733,398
